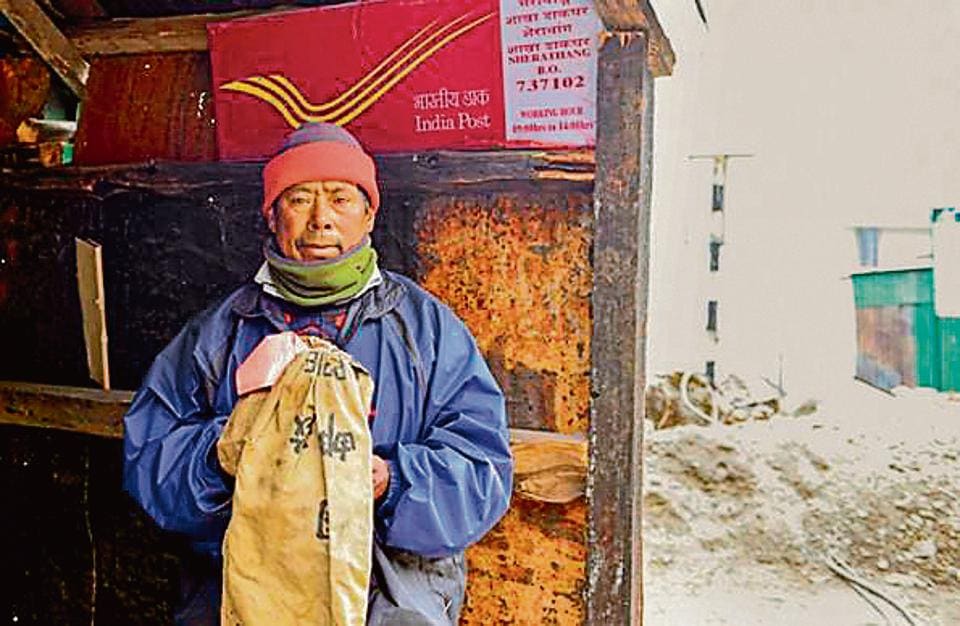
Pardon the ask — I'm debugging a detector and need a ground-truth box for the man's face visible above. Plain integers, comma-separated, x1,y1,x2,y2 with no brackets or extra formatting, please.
271,180,374,261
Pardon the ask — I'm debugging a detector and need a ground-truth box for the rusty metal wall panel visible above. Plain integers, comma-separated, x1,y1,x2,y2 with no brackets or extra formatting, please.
855,306,918,389
416,193,593,434
463,499,586,625
74,53,217,165
415,190,591,623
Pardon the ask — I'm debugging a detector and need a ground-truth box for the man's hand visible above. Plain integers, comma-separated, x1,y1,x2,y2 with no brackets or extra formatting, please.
372,455,390,500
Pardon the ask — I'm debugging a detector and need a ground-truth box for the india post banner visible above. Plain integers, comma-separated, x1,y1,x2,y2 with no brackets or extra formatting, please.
208,0,600,158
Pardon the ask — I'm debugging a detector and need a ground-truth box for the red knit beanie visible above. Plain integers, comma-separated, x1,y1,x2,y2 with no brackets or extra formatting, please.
261,123,380,220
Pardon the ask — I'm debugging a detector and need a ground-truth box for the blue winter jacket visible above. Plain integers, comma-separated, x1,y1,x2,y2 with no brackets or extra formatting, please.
122,270,513,559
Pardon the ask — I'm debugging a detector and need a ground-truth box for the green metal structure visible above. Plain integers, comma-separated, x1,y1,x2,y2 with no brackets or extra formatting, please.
852,267,958,391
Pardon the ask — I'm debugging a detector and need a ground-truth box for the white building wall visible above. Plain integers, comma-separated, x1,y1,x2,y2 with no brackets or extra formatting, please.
647,1,960,406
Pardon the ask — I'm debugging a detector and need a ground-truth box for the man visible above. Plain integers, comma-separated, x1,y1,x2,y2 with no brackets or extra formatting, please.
122,123,513,626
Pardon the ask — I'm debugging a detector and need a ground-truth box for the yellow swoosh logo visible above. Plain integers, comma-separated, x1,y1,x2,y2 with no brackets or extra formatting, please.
267,17,444,114
220,11,494,129
233,13,469,123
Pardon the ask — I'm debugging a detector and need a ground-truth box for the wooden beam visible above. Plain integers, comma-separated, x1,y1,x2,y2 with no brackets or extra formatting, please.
0,381,588,502
593,0,675,76
62,8,287,56
65,12,231,56
0,0,89,97
587,30,651,625
0,151,595,195
0,381,132,439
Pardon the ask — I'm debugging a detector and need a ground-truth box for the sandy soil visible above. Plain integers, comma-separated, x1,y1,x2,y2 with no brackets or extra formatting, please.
643,385,960,625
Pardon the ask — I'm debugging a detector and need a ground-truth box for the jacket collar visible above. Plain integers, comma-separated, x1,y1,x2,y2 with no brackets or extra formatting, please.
231,269,407,337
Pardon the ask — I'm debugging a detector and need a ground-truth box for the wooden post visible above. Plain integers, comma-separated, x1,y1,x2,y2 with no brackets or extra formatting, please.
587,30,652,625
0,0,89,97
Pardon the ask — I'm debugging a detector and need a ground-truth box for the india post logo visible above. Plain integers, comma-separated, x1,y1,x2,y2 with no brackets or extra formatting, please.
219,11,494,129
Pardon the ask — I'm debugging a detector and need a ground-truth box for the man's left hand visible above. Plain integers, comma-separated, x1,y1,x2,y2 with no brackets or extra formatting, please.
372,455,390,500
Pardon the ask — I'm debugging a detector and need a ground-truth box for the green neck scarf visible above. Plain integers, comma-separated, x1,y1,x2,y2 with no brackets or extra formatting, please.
264,238,377,307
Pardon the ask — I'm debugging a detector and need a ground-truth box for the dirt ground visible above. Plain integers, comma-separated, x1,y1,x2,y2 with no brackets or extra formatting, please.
643,384,960,625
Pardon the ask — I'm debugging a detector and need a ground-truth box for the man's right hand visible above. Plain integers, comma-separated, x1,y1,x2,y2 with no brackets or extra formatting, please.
372,455,390,500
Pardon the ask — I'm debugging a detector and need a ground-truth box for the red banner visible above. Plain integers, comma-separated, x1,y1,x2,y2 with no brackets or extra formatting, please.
208,0,599,158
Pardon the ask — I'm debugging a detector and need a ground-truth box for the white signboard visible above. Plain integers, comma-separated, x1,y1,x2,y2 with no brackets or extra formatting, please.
500,0,602,146
934,209,960,317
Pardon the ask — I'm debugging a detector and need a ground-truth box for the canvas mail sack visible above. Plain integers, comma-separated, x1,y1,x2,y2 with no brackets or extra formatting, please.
217,334,374,625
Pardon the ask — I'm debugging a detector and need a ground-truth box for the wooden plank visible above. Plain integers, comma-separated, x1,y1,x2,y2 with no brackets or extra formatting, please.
0,381,132,438
75,238,110,389
380,150,595,188
512,433,586,503
1,150,594,193
587,30,651,625
0,160,258,193
61,6,309,56
62,10,254,56
0,380,588,501
0,0,89,96
593,0,675,77
16,118,76,143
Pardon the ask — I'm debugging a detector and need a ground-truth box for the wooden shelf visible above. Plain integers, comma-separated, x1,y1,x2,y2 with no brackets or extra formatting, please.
0,380,587,502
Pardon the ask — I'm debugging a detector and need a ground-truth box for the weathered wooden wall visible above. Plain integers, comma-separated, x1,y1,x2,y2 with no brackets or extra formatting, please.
0,159,593,624
0,425,180,625
74,53,217,164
